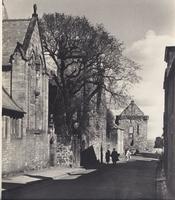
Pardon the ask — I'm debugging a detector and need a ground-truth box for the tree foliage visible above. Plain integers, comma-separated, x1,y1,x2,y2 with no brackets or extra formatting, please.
154,137,163,149
40,13,141,136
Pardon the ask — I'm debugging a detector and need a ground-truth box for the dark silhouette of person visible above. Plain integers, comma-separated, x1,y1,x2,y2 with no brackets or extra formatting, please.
111,148,119,165
105,150,111,164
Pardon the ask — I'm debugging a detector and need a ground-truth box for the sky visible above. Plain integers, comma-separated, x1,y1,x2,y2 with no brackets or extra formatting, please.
4,0,175,139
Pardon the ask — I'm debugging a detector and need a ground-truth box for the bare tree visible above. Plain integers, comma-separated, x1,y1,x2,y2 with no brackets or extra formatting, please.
39,13,140,137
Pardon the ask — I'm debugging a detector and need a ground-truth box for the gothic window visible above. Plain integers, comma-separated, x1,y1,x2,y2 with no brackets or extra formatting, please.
34,55,41,97
137,124,140,135
129,126,134,139
34,54,43,131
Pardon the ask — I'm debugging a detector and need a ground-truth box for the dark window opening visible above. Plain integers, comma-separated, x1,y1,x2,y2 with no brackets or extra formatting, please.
137,124,140,135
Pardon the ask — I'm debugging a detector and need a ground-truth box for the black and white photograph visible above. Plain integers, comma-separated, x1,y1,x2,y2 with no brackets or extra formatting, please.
1,0,175,199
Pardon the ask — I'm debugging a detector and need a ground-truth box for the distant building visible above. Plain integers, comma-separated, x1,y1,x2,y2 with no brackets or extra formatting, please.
116,100,149,152
2,5,50,175
163,46,175,194
106,125,124,155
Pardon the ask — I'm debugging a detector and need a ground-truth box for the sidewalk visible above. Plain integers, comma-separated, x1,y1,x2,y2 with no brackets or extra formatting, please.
2,166,94,192
2,158,137,193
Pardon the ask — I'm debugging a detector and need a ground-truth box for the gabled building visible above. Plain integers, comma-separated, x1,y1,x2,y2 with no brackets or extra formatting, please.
116,100,149,152
2,5,50,175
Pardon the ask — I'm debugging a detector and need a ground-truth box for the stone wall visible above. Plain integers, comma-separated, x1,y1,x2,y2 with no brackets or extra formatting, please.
107,128,124,155
89,112,106,161
119,118,148,152
25,133,49,170
56,143,73,166
2,133,49,175
85,96,107,162
2,133,25,175
52,94,107,166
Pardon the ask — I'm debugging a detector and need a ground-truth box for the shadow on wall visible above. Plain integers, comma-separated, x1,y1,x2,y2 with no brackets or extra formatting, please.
80,146,99,169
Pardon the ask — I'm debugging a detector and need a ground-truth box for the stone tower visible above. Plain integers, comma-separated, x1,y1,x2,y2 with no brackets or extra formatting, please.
116,100,149,152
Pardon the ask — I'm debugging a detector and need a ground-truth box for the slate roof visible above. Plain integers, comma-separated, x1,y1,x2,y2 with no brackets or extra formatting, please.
2,19,31,65
120,100,144,116
2,87,25,113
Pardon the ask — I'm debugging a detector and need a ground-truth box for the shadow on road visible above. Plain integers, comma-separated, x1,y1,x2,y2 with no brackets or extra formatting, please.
2,159,159,200
2,182,23,191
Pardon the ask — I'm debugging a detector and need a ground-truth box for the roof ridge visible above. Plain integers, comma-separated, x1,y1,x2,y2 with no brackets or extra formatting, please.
22,16,38,53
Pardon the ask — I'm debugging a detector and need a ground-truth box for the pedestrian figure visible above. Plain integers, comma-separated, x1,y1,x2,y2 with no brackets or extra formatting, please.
126,149,131,161
105,150,111,164
111,148,119,165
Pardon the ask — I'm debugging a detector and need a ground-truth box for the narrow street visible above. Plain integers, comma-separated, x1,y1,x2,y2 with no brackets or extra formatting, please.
3,156,158,200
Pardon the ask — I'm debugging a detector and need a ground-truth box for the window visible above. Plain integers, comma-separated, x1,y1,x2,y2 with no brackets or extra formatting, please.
129,126,134,134
129,126,134,139
137,124,140,135
2,116,8,139
11,118,23,139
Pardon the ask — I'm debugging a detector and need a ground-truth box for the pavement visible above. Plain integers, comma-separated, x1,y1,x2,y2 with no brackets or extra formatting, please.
2,157,128,192
2,166,95,192
2,156,161,200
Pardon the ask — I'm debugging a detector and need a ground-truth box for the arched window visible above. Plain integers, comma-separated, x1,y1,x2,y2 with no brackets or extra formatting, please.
129,126,134,139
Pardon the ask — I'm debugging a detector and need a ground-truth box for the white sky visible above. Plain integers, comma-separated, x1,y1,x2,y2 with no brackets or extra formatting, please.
4,0,175,139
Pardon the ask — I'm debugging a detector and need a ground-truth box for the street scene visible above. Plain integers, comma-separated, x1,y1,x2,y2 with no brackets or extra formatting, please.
2,0,175,200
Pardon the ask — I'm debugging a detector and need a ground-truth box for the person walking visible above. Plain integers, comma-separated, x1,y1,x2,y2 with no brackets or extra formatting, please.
111,148,119,165
126,149,131,161
105,150,111,164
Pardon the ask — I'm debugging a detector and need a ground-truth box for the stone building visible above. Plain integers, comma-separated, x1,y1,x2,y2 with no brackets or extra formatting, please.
116,100,149,152
106,109,124,155
2,5,50,175
163,46,175,194
106,125,124,155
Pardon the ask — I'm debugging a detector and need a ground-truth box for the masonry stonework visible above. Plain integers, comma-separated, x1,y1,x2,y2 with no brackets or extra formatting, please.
2,10,50,175
116,100,149,152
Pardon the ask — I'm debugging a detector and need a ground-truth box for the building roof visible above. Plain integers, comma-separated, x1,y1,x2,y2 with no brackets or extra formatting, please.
2,87,25,114
2,5,47,75
2,19,31,65
120,100,145,117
